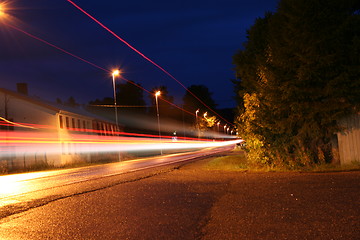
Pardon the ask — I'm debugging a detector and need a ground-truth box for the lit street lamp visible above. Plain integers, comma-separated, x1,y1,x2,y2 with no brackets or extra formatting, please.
0,2,8,18
155,91,162,155
112,70,120,128
195,109,199,139
217,122,220,133
224,124,227,133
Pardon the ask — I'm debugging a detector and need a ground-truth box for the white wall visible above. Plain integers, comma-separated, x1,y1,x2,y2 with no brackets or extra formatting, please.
337,113,360,165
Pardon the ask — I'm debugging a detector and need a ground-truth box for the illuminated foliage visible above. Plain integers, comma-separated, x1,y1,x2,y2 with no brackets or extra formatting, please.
234,0,360,167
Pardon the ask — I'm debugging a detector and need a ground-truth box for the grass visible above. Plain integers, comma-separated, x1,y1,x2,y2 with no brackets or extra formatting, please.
205,148,360,172
206,149,249,171
306,161,360,173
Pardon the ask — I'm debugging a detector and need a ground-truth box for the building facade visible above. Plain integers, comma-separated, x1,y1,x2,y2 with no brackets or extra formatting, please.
0,86,121,171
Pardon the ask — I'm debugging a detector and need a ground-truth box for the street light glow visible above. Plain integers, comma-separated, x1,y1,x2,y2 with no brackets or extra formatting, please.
0,6,5,17
155,90,161,97
112,69,120,76
0,2,9,18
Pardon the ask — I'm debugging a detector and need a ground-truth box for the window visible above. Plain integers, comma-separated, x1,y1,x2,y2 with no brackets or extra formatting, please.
77,119,81,131
71,118,75,129
65,117,69,129
59,115,63,129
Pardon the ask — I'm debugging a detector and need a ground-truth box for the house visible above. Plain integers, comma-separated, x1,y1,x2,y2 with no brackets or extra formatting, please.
0,84,121,171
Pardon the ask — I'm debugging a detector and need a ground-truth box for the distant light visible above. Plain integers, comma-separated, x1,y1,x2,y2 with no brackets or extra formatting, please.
203,112,207,118
155,91,161,97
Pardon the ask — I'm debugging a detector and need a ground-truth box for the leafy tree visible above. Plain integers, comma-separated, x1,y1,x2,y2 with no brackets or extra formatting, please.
182,85,217,124
64,96,79,108
116,81,146,109
149,85,175,116
233,0,360,167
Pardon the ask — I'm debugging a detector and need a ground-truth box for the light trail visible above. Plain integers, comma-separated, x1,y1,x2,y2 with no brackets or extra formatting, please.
66,0,233,126
0,130,242,157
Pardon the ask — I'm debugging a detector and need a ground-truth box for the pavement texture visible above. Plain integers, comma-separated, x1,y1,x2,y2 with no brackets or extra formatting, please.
0,157,359,239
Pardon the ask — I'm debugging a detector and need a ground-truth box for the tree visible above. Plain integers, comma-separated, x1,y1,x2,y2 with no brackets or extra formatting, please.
116,81,145,106
233,0,360,167
182,85,217,123
64,96,79,108
87,81,147,130
148,85,175,116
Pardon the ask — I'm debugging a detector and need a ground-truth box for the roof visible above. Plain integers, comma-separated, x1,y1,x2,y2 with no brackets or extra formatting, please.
0,87,115,124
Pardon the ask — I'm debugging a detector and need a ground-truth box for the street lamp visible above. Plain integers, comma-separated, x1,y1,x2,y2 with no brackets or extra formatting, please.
195,109,199,139
224,124,227,133
112,70,120,129
0,5,5,17
155,91,162,155
0,3,7,18
217,122,220,133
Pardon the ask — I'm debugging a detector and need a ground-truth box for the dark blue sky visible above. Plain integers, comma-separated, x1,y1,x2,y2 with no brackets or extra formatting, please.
0,0,278,109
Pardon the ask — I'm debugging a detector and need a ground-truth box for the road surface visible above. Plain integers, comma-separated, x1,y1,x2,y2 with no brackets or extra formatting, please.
0,145,233,218
0,148,359,239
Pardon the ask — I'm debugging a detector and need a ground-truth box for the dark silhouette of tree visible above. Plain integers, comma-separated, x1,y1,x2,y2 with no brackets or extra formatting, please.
87,81,147,131
148,85,175,116
89,97,114,106
233,0,360,167
55,98,62,105
64,96,79,108
182,85,217,123
116,81,145,107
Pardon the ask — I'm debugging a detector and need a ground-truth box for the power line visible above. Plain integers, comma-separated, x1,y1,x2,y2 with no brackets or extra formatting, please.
66,0,233,127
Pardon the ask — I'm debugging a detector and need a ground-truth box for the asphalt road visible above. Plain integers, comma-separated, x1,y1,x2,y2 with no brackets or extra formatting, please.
0,146,233,213
0,154,359,239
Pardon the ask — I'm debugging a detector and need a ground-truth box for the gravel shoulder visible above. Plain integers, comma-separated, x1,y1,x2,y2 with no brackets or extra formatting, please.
171,159,360,239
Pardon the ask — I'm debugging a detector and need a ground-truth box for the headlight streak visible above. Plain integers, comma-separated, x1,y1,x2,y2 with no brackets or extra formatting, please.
0,130,242,157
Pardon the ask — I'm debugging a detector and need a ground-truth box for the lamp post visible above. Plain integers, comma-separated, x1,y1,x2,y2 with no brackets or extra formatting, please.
195,109,199,139
224,124,227,133
217,122,220,133
112,70,120,129
155,91,162,155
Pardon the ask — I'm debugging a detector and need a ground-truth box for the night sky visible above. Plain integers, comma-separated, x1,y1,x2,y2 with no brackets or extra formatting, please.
0,0,278,109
